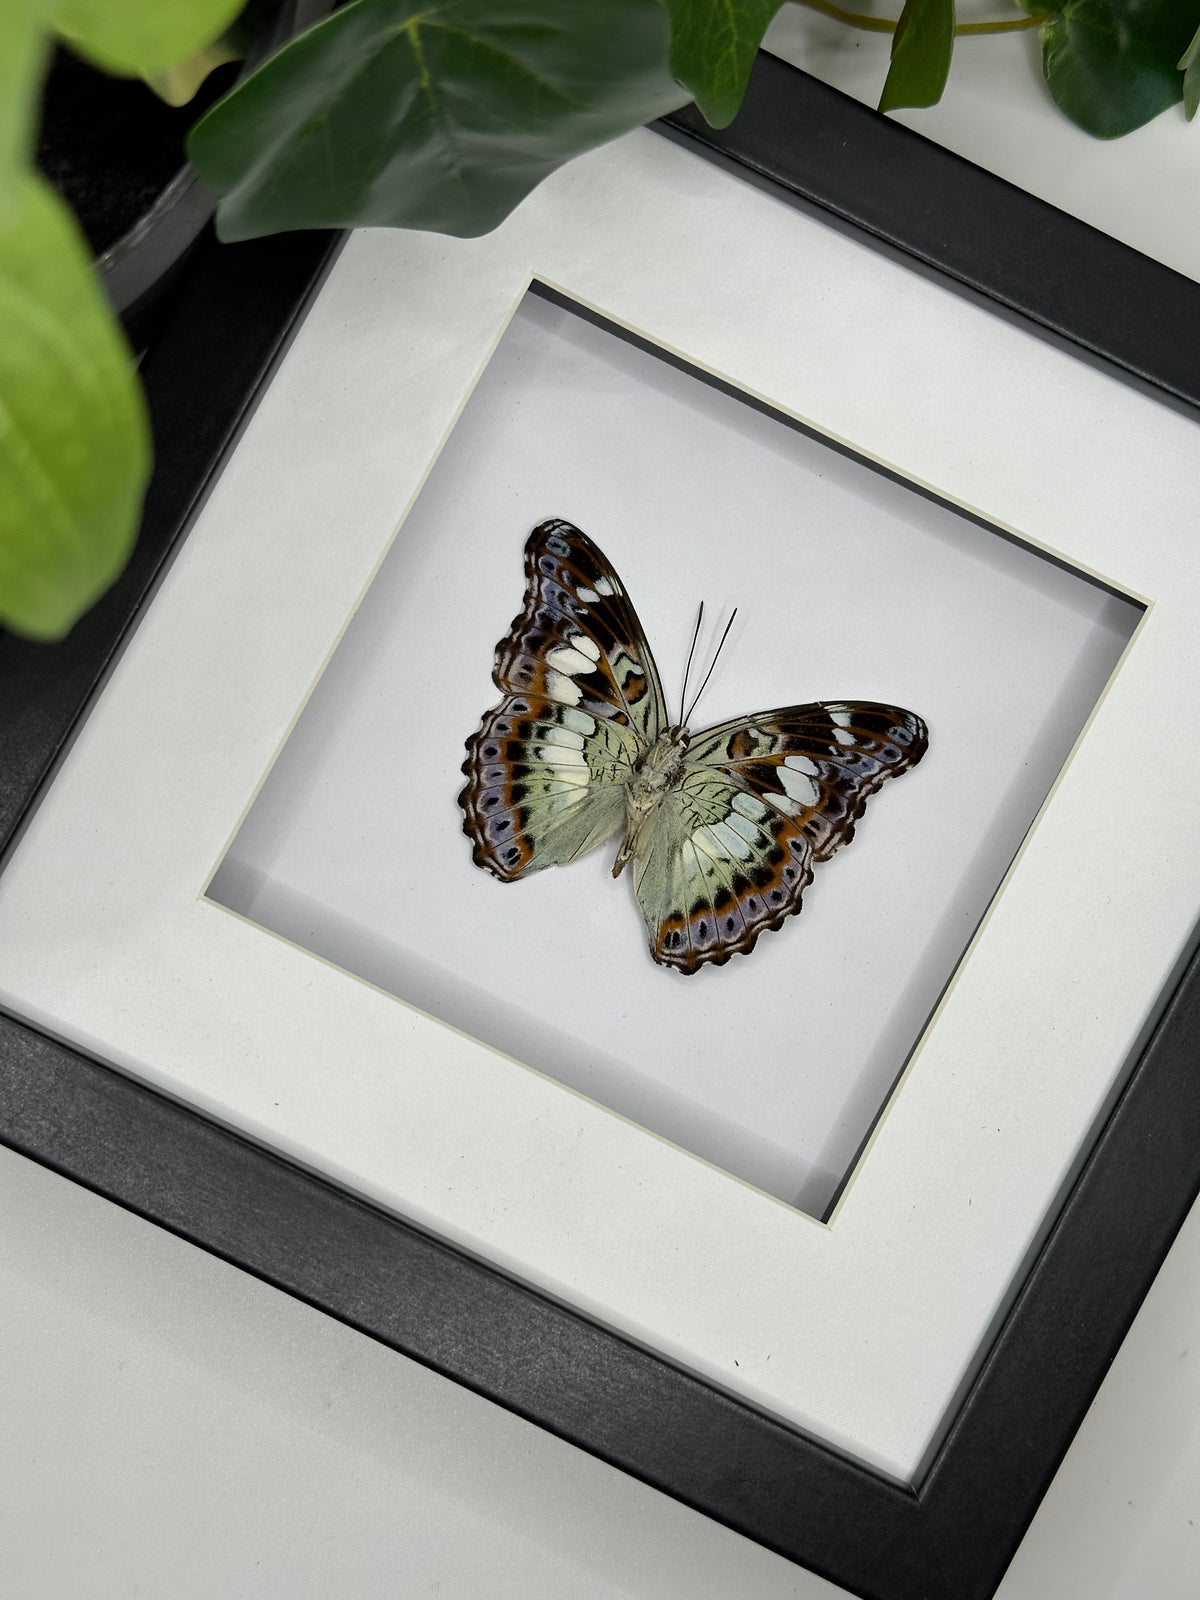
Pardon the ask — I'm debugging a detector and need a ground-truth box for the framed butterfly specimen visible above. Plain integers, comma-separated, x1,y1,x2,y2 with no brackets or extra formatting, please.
3,50,1200,1600
460,520,927,972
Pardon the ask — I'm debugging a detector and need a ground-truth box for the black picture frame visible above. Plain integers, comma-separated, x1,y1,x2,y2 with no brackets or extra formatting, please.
3,55,1199,1600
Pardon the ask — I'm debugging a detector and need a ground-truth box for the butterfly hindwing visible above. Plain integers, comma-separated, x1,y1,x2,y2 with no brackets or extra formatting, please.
632,774,815,972
460,694,640,878
492,519,669,745
631,703,926,969
686,702,928,863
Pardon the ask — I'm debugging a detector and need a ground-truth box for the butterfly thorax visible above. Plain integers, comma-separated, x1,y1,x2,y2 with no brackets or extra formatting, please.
611,725,690,879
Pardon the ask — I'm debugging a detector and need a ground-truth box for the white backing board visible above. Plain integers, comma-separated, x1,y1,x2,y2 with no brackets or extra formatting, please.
210,289,1138,1213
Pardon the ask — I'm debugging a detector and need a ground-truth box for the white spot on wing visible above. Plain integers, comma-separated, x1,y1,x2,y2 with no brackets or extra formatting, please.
593,576,617,597
724,812,760,846
544,765,589,788
709,821,753,861
538,743,586,767
766,791,802,817
574,634,601,661
544,669,582,705
547,645,596,676
576,587,598,603
732,792,769,822
778,765,819,806
833,727,855,746
560,707,597,735
543,726,584,750
784,755,819,776
691,829,719,860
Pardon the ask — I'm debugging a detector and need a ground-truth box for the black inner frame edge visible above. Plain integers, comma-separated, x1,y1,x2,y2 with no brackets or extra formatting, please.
2,56,1199,1600
661,54,1200,415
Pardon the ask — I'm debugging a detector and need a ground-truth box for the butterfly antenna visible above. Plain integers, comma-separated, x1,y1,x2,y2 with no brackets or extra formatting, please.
678,601,705,728
684,607,738,726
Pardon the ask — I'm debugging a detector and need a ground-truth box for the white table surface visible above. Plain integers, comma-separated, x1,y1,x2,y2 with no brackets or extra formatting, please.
4,33,1199,1598
2,1142,1199,1598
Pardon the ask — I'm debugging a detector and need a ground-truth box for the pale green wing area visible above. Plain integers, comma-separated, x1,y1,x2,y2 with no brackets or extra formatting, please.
631,770,813,973
511,704,633,870
461,695,639,879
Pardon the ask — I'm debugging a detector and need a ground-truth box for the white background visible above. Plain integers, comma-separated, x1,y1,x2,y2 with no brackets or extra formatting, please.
211,289,1135,1214
4,36,1200,1600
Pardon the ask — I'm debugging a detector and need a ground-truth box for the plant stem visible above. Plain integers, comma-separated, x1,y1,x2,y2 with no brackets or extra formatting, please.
956,10,1054,32
790,0,1055,35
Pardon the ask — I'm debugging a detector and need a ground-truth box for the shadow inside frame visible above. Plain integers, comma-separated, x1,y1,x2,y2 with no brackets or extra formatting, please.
2,56,1200,1600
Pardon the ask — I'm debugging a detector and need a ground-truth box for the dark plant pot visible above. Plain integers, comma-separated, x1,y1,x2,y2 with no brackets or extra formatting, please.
36,0,330,349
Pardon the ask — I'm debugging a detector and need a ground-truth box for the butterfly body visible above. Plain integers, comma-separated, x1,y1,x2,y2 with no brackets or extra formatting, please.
459,520,927,973
612,725,690,878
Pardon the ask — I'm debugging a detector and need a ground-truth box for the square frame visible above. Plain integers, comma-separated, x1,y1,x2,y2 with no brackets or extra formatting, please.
2,57,1199,1600
207,275,1142,1221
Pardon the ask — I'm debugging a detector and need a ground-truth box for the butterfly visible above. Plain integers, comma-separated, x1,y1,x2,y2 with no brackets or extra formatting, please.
459,519,928,973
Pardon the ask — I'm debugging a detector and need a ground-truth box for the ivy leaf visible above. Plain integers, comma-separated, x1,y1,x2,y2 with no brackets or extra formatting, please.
879,0,955,112
0,175,150,639
50,0,247,78
188,0,690,242
1039,0,1197,137
1179,20,1200,119
658,0,786,127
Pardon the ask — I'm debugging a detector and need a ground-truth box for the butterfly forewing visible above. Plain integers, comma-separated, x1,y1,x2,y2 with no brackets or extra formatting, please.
492,519,669,746
460,520,667,880
685,702,928,863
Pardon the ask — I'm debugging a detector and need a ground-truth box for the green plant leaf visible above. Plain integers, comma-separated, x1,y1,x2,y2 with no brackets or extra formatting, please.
51,0,247,77
879,0,955,112
1039,0,1197,137
0,175,150,639
188,0,691,241
1179,19,1200,118
659,0,786,127
145,37,242,107
0,4,50,222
